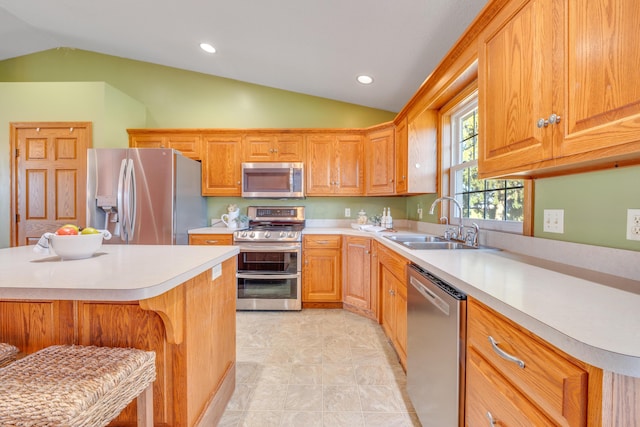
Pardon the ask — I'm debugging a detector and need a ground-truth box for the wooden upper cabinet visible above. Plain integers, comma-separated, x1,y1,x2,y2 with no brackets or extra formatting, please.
479,0,640,178
242,133,304,162
394,118,408,194
478,0,555,178
128,130,202,160
365,125,395,195
201,134,242,196
405,108,437,194
559,0,640,159
306,133,364,196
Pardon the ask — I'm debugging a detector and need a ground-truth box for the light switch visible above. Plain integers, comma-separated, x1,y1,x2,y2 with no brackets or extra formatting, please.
543,209,564,234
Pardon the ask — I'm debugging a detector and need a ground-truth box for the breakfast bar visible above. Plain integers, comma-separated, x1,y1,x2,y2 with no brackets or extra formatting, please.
0,244,239,427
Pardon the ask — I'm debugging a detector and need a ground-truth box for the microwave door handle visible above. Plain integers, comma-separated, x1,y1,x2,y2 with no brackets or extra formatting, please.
290,168,294,189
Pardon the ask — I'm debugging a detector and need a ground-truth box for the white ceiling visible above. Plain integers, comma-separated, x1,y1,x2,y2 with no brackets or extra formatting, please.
0,0,488,112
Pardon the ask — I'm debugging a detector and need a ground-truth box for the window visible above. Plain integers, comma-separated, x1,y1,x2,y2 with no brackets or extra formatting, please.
443,90,524,233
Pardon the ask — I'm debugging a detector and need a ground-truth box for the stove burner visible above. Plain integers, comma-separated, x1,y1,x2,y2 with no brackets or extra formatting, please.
234,206,305,243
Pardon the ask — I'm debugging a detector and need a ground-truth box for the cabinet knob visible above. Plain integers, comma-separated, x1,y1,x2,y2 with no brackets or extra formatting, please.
536,118,549,128
274,148,278,153
549,113,561,125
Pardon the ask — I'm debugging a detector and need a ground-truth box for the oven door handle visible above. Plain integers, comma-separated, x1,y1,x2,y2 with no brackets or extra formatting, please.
237,244,301,252
237,273,300,280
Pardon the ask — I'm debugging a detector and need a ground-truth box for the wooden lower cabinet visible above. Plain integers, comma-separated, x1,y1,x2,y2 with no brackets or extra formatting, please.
189,233,233,246
466,297,601,427
342,236,377,320
0,260,237,426
302,235,342,304
377,243,408,368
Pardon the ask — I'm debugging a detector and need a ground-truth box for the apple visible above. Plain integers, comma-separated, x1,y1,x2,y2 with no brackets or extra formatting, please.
61,224,79,232
56,226,78,235
80,227,100,235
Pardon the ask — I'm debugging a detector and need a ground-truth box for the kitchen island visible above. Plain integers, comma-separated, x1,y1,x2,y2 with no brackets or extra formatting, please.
0,244,239,427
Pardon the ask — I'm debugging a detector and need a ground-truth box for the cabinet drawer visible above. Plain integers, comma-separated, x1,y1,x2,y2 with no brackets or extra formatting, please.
303,235,341,249
377,244,408,282
468,299,587,426
466,349,554,427
189,234,233,246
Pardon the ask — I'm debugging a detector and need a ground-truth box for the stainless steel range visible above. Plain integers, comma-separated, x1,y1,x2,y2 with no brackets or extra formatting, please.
233,206,305,311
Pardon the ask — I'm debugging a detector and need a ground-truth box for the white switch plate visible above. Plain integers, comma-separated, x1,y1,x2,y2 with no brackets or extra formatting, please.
626,209,640,241
543,209,564,233
344,208,351,217
211,264,222,280
417,207,423,220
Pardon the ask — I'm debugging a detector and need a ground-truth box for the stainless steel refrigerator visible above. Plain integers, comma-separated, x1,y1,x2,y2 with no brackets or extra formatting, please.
86,148,206,245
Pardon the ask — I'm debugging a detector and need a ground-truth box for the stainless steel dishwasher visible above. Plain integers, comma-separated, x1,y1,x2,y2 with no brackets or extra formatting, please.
407,263,467,427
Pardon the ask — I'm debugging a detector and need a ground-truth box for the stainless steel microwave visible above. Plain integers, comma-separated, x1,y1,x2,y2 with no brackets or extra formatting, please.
241,162,304,198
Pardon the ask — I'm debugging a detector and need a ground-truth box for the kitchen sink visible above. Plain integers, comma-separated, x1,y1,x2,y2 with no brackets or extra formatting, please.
383,234,478,250
402,241,475,250
383,234,445,243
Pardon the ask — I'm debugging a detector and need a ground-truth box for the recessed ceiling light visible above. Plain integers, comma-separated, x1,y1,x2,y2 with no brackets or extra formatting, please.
357,75,374,85
200,43,216,53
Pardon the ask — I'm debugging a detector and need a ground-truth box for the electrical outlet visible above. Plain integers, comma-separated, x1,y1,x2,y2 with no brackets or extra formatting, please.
417,207,423,220
543,209,564,233
344,208,351,217
626,209,640,241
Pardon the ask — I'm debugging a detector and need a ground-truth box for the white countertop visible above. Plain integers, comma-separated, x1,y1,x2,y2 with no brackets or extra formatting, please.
300,226,640,377
0,244,239,302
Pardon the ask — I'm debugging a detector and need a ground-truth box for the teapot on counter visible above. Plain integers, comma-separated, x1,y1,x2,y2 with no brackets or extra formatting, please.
221,204,240,229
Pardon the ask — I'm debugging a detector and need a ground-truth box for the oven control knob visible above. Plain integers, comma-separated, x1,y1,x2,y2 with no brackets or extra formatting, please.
264,231,271,238
240,231,248,238
279,231,287,238
249,232,255,238
288,232,296,238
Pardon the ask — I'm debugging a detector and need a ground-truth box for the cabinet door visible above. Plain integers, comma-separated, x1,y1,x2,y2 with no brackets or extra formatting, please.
466,349,554,427
189,234,233,245
394,279,407,365
130,134,165,149
274,134,304,162
406,108,437,193
335,134,364,195
478,0,555,178
559,0,640,158
166,134,201,160
379,265,397,341
202,135,242,196
394,118,408,194
305,135,335,195
366,127,395,195
243,135,274,161
343,237,373,317
303,248,342,302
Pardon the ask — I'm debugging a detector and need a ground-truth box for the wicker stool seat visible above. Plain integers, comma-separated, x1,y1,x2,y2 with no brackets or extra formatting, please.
0,345,156,427
0,343,19,368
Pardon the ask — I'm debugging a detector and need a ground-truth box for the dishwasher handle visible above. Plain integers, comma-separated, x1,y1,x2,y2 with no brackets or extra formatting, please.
409,275,450,316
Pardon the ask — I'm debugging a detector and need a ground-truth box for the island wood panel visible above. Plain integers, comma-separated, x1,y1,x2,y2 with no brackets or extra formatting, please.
0,300,75,354
0,258,236,427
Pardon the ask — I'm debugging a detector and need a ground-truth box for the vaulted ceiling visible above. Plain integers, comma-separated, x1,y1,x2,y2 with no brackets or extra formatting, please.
0,0,489,112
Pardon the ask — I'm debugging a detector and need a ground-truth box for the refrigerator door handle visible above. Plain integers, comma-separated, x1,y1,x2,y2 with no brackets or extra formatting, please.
115,159,127,237
123,158,136,239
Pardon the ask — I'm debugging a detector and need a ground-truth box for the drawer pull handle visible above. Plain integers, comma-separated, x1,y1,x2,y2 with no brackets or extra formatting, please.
205,240,220,244
488,336,525,368
486,411,496,425
315,240,329,244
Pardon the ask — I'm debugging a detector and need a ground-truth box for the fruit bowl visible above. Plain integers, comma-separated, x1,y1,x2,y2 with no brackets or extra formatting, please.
49,233,105,260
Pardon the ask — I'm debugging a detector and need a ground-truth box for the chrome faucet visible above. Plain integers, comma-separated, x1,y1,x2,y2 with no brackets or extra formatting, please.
429,196,464,241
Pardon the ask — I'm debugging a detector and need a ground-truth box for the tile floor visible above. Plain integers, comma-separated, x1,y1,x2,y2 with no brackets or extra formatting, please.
219,309,420,427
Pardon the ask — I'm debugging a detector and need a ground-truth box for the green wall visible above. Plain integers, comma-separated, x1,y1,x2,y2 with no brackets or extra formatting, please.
0,49,396,128
534,166,640,251
0,82,146,248
207,197,409,224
